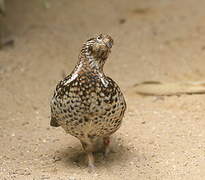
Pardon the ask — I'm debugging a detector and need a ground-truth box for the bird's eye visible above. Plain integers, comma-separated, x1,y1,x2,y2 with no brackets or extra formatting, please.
97,35,102,41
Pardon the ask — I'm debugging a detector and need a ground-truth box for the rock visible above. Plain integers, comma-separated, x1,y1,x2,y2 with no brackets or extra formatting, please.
52,155,61,162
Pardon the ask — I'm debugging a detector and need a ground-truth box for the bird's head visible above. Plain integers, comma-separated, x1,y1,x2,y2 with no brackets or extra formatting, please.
80,34,114,71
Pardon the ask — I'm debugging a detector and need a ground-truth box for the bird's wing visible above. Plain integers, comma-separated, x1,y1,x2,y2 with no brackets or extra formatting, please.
50,115,60,127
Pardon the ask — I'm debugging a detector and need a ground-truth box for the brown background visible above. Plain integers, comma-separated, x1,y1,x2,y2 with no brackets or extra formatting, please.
1,0,205,179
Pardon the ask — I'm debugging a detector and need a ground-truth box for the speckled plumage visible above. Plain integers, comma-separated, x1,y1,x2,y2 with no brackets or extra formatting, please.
50,34,126,169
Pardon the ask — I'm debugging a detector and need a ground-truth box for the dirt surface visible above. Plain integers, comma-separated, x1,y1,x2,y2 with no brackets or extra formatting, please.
1,0,205,179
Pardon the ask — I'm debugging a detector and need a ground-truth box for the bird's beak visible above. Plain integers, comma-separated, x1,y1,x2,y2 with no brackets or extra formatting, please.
103,38,113,49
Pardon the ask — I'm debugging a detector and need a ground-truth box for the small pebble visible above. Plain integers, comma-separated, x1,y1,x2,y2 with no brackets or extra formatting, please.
22,122,29,126
13,168,31,175
52,156,62,162
119,18,126,24
67,177,76,180
41,175,50,179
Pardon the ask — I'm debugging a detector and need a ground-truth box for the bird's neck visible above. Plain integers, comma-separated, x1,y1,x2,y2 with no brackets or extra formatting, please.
68,49,109,87
72,48,105,75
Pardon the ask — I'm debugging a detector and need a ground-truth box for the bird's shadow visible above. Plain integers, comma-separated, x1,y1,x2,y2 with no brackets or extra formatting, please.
54,136,132,170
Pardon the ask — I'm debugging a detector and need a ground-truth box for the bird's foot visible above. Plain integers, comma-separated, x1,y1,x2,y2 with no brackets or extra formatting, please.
88,163,96,173
103,146,110,158
81,141,96,172
87,151,95,173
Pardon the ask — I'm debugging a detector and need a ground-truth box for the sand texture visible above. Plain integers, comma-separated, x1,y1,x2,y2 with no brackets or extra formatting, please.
1,0,205,179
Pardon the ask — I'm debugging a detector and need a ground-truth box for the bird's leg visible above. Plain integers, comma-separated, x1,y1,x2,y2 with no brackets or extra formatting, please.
103,136,110,157
81,141,95,171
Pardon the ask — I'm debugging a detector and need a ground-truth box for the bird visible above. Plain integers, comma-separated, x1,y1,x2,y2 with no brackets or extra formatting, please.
50,34,126,170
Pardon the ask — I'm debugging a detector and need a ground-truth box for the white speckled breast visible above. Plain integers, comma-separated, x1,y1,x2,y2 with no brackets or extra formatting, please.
50,71,126,141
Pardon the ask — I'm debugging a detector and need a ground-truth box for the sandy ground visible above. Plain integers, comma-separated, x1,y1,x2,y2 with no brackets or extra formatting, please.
1,0,205,179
